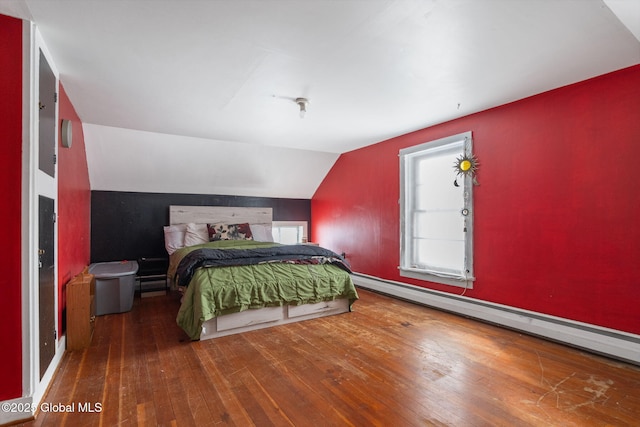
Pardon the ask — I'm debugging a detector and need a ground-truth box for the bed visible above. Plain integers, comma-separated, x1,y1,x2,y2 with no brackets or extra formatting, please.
165,205,359,341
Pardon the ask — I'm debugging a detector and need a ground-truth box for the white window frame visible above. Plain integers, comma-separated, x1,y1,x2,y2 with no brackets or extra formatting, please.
399,131,475,289
271,221,308,244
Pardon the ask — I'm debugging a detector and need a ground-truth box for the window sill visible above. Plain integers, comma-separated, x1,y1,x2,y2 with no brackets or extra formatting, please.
399,267,474,290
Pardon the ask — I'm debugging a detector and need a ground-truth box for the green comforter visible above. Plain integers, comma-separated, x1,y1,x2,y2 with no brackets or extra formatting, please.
172,240,358,339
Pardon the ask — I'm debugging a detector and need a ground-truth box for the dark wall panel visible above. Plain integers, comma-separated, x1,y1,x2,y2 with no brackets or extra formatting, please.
91,191,311,263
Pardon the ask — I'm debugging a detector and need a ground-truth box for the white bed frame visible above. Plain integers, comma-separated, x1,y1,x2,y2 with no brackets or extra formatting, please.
169,205,350,340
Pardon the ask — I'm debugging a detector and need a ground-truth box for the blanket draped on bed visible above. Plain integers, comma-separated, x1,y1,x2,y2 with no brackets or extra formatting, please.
173,241,358,340
175,244,352,287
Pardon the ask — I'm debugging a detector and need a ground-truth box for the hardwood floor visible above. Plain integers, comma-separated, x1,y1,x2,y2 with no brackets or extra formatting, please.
20,288,640,426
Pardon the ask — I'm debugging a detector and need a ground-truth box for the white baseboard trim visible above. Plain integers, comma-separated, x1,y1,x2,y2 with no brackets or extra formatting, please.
0,395,35,425
0,336,67,425
352,273,640,366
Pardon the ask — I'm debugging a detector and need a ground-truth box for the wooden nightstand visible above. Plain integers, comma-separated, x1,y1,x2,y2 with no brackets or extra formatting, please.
66,268,95,350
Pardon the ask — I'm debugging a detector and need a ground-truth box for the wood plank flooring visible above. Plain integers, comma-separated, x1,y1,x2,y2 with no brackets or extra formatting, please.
19,288,640,426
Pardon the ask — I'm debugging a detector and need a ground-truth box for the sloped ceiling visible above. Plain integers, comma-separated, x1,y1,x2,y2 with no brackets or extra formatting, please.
1,0,639,198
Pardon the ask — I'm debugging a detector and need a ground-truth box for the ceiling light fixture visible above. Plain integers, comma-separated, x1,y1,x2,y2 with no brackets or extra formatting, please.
295,97,309,118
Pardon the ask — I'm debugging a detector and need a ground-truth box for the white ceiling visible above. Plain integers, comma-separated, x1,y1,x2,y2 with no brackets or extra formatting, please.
2,0,639,198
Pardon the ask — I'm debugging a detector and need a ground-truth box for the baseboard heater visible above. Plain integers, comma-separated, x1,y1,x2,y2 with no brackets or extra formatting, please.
352,272,640,366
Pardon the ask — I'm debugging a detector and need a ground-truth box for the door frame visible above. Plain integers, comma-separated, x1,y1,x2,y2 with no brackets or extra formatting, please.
21,21,63,407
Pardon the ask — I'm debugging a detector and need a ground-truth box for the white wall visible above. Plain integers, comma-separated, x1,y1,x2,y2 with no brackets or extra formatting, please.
83,124,339,199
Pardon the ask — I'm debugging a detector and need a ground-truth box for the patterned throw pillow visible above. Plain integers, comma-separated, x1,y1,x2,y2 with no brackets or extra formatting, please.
207,223,254,241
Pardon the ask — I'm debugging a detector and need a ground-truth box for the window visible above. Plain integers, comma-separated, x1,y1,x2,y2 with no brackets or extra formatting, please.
399,131,475,289
271,221,308,244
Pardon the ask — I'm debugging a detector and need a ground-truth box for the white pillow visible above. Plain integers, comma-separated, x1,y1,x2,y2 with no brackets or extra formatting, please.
184,223,209,246
250,224,274,242
164,224,187,255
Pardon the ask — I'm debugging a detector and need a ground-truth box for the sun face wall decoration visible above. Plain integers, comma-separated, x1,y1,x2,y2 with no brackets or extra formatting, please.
453,152,480,187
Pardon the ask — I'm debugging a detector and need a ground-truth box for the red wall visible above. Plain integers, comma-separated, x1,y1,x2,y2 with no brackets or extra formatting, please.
58,84,91,332
0,14,92,401
312,65,640,335
0,13,24,401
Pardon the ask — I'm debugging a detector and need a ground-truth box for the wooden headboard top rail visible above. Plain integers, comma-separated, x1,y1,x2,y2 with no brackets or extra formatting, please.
169,206,273,226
